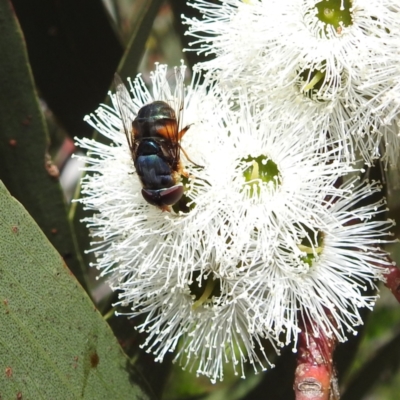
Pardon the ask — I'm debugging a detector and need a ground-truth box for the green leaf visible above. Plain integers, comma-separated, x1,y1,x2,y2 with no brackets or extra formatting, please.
0,0,87,291
0,181,151,399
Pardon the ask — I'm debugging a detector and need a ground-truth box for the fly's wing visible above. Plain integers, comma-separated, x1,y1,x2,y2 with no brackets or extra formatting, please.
113,74,135,152
161,67,187,162
164,108,181,163
173,66,186,136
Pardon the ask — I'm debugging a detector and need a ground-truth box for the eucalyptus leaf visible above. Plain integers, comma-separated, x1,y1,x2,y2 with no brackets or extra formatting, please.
0,0,87,290
0,181,151,399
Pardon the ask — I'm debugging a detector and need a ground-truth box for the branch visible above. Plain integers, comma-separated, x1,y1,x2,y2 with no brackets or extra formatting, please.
295,321,339,400
383,264,400,303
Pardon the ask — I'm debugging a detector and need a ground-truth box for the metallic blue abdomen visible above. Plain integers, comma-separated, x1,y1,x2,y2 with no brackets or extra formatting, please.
134,140,174,190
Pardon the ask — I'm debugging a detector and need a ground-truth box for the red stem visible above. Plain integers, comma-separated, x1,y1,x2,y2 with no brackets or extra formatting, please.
294,321,339,400
383,264,400,303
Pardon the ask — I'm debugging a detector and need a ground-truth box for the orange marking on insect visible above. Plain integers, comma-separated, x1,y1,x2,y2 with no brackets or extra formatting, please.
156,121,177,139
177,125,191,141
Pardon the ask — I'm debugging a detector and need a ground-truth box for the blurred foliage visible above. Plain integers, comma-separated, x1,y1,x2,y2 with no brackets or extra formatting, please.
0,0,399,399
11,0,123,139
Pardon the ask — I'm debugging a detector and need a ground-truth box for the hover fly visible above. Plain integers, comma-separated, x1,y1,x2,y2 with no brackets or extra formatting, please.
113,72,192,211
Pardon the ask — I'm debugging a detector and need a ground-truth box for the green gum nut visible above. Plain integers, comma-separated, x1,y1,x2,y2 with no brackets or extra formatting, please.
315,0,353,29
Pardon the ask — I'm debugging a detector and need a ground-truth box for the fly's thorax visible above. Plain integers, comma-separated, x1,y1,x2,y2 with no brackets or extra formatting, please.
133,117,178,141
133,101,177,139
136,101,177,121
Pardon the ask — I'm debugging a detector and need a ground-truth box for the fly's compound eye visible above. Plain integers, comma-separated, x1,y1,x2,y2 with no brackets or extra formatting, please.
142,185,184,207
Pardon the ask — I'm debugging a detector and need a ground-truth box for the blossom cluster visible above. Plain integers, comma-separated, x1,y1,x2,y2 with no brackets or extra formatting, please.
76,0,398,383
185,0,400,165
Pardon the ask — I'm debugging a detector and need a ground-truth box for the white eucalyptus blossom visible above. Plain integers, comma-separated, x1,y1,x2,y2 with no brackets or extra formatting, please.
184,0,400,164
75,63,393,382
247,178,395,348
114,257,277,383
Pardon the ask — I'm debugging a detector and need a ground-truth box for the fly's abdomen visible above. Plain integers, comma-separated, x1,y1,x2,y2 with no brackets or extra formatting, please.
134,140,175,190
